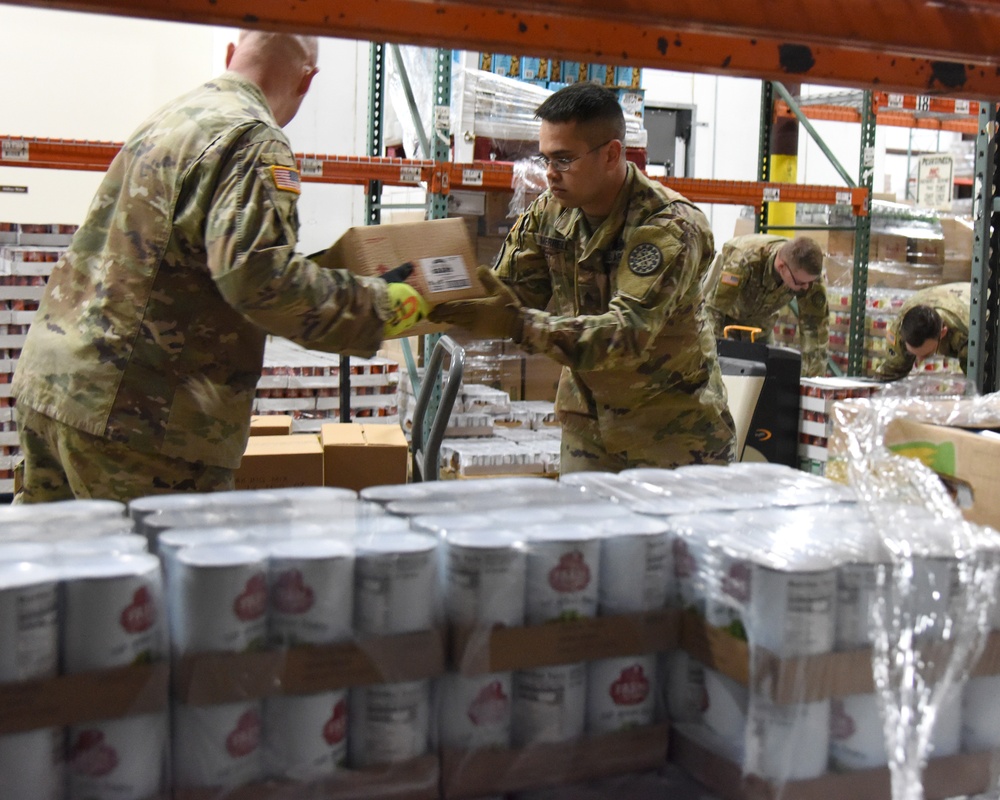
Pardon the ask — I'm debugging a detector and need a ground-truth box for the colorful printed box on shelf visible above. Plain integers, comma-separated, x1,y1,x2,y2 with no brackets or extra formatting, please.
560,61,583,84
613,66,641,88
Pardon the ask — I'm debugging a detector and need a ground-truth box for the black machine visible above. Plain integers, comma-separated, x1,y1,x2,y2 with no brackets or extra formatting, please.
716,338,801,468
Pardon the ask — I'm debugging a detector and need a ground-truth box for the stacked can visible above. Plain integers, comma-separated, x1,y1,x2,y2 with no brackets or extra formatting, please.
513,523,599,747
61,553,168,800
350,532,437,767
262,537,355,781
440,526,526,751
832,516,963,769
587,515,671,736
0,561,61,800
169,543,270,790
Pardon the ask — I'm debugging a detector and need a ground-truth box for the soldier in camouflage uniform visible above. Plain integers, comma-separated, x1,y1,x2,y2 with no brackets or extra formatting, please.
874,282,970,381
706,234,829,377
12,31,427,504
430,82,736,473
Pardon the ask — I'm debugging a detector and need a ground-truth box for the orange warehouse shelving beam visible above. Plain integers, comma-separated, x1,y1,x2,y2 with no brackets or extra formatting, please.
6,0,1000,97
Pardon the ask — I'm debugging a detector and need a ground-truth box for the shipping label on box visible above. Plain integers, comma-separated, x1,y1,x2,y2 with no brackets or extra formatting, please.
312,217,484,339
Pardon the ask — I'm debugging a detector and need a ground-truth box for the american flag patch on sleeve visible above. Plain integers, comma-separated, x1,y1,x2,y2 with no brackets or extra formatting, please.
269,165,301,194
720,271,741,286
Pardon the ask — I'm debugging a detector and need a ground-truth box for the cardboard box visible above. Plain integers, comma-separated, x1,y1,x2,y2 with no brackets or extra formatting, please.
884,414,1000,529
523,353,562,402
322,422,409,492
312,217,483,339
670,725,993,800
482,191,517,237
249,414,293,436
0,663,168,735
441,725,670,799
236,434,323,490
452,609,678,675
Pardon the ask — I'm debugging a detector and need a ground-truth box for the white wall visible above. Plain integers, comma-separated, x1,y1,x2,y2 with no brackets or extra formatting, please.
0,7,371,251
642,71,762,242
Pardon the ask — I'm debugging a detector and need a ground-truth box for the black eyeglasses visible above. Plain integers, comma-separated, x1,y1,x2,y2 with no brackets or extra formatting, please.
532,140,613,172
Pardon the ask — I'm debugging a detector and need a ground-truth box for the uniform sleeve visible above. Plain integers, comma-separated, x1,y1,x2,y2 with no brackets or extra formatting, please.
797,281,830,377
517,207,713,372
704,243,745,338
874,317,915,381
205,132,391,358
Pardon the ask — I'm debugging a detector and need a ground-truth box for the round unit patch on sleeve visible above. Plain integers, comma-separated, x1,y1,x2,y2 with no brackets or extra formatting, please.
627,242,663,275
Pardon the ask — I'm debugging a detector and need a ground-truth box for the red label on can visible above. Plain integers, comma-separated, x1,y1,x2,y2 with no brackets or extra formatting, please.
226,709,262,758
323,699,347,745
609,664,650,706
233,572,268,621
548,550,591,593
830,699,856,740
119,585,156,633
70,729,119,777
271,568,315,615
467,680,510,726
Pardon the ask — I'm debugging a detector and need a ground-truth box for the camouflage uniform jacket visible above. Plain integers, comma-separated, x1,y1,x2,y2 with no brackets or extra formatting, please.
493,163,733,455
706,234,829,376
875,282,970,381
12,72,391,469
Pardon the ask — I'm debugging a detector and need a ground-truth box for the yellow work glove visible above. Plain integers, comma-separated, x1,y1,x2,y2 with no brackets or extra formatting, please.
384,282,430,337
428,266,524,341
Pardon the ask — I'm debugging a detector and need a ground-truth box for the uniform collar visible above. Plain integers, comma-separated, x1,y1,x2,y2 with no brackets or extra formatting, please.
216,71,280,127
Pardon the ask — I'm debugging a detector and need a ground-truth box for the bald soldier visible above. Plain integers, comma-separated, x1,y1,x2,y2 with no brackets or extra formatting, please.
430,82,735,473
706,234,829,377
12,31,427,503
874,282,970,381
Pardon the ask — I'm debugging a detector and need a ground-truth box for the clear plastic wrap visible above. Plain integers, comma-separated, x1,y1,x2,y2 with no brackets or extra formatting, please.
827,386,1000,800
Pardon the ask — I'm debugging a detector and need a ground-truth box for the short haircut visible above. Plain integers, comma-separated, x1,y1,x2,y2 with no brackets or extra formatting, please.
238,29,319,66
779,237,824,277
900,305,943,347
535,82,627,143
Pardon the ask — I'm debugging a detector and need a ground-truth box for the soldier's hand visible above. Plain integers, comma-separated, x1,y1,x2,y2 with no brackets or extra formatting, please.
381,261,415,284
384,282,430,337
428,266,523,341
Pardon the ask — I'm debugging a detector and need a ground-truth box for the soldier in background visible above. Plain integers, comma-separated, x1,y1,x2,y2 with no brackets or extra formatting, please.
706,234,829,377
430,82,736,473
874,282,970,381
12,30,427,504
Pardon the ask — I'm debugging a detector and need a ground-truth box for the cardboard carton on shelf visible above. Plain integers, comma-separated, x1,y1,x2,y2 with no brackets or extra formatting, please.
311,217,483,339
249,414,293,436
321,422,409,492
235,433,324,490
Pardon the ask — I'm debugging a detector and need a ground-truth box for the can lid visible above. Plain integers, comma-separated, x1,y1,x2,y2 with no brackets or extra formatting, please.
176,544,268,568
444,529,524,549
53,534,148,557
522,522,596,544
267,538,354,560
0,542,54,562
57,552,161,580
355,532,437,555
0,560,59,589
597,514,671,537
158,527,245,553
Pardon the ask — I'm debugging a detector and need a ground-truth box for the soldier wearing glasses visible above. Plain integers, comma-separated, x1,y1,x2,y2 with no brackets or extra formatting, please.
705,234,829,377
430,81,735,473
